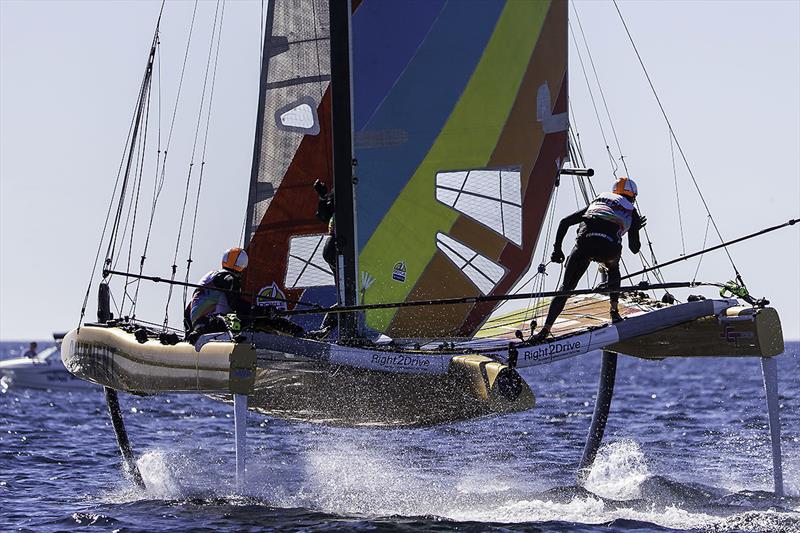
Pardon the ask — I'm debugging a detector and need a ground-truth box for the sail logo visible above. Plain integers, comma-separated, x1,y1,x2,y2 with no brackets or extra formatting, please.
522,339,582,361
392,261,407,283
256,282,288,311
371,352,430,369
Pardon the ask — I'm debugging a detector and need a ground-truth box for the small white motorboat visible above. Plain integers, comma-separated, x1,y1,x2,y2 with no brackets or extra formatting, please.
1,339,98,392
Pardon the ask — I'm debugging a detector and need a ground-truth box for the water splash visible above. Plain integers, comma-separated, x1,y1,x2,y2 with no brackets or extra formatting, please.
583,440,649,500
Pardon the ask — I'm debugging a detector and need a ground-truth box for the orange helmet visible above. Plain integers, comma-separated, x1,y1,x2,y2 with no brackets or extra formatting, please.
222,247,248,273
612,176,638,199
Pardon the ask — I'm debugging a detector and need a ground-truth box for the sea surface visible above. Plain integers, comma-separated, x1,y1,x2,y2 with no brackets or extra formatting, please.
1,341,798,532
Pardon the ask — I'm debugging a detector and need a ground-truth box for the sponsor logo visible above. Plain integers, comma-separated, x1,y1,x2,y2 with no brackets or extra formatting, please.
392,261,406,283
371,352,430,369
719,326,754,346
257,282,288,311
522,339,582,362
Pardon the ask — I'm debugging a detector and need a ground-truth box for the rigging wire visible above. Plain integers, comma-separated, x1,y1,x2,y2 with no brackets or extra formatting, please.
692,216,712,282
571,0,629,176
568,18,617,177
162,0,222,330
183,0,227,309
121,73,154,316
572,0,670,297
131,29,163,318
669,129,687,256
612,0,746,288
133,1,200,319
78,15,162,329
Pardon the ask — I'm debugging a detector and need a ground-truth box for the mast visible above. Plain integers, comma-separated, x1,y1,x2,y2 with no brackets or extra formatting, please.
329,0,359,339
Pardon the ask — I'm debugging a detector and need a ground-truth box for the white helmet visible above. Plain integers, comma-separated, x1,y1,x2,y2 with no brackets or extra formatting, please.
221,247,248,273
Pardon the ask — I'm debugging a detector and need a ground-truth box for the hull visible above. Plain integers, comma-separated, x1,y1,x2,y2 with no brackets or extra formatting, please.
60,298,783,426
62,325,534,427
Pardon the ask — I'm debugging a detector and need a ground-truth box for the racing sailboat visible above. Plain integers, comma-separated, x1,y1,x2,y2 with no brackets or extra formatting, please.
62,0,790,494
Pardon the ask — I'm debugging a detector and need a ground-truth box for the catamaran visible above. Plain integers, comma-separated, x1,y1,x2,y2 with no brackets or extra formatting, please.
62,0,795,495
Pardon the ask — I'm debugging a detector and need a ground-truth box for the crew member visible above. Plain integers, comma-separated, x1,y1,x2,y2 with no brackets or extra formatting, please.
185,247,248,343
308,179,338,339
531,177,646,342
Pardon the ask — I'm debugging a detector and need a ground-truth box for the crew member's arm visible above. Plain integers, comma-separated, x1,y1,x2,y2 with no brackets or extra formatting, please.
628,209,646,254
551,207,587,262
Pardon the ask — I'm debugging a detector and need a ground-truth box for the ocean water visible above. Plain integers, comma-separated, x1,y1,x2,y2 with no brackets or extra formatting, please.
1,342,798,532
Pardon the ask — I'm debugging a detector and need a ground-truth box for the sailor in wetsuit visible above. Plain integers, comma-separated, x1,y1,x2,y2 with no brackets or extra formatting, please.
185,247,249,343
531,177,646,342
308,179,338,339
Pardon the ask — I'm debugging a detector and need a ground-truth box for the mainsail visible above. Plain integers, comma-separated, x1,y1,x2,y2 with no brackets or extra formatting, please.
243,0,568,337
243,0,336,327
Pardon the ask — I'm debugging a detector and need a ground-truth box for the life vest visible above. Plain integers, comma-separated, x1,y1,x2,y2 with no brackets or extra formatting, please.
189,270,232,325
584,192,635,238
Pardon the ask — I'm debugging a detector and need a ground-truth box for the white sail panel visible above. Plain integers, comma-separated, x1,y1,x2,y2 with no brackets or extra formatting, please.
436,232,506,295
435,168,523,245
285,235,334,288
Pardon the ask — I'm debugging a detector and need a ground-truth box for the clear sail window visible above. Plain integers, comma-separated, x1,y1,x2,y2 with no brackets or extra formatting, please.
274,96,321,135
285,234,335,288
435,232,506,295
435,167,523,246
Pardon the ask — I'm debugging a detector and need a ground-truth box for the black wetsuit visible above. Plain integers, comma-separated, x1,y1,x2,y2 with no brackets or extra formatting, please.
315,187,338,333
542,205,643,328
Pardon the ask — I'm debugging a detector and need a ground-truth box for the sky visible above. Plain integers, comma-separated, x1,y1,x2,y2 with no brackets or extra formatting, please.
1,0,798,341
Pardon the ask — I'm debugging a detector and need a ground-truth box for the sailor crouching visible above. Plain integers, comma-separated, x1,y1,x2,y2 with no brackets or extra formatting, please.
185,247,249,344
531,177,646,342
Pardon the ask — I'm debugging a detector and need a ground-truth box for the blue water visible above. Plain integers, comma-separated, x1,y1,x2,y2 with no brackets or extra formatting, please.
1,342,798,532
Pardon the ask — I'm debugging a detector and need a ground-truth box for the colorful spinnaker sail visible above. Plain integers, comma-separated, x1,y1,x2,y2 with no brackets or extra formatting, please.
243,0,568,338
354,0,568,338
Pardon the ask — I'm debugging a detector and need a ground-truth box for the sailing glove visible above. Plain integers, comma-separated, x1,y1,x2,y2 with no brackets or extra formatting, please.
631,214,647,231
551,248,565,264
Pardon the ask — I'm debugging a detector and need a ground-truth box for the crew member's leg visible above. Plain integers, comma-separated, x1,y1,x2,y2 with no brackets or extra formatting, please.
533,243,592,340
309,235,338,339
605,256,622,321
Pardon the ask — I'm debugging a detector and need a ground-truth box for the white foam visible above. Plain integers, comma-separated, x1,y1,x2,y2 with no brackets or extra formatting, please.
583,440,650,500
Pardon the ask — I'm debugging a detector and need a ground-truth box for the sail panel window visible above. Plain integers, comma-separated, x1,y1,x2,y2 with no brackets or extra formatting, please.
285,234,334,288
436,232,506,295
436,171,469,191
274,96,321,135
435,167,523,246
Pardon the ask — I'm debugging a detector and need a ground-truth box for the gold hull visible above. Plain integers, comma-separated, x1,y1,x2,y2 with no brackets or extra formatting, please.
62,325,534,427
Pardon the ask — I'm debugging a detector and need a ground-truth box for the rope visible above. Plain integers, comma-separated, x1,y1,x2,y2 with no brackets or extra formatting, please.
612,0,745,288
